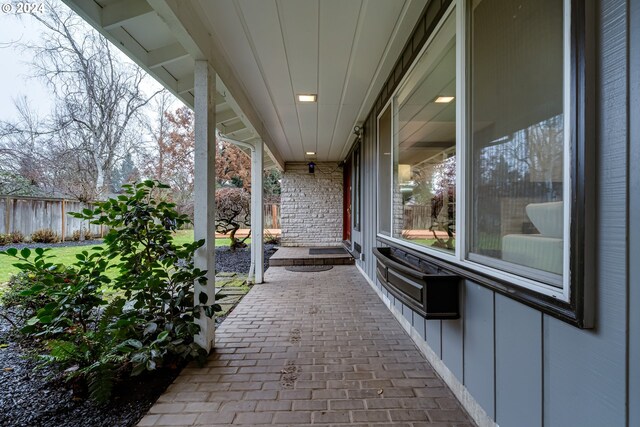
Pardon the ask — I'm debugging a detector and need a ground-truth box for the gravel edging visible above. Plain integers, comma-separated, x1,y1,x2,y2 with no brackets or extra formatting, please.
0,239,105,251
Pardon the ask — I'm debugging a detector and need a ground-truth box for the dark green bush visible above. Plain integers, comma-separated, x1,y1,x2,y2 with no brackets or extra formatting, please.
31,228,60,243
0,180,218,401
0,268,65,325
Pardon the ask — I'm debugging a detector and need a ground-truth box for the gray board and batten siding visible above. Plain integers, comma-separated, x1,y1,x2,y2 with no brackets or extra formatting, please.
629,0,640,426
352,0,636,426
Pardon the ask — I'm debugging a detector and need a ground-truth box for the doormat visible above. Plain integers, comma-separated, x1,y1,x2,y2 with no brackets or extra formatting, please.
285,265,334,272
308,247,348,255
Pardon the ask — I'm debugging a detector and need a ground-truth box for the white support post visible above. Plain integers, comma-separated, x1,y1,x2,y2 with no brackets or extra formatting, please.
193,60,216,351
252,141,264,283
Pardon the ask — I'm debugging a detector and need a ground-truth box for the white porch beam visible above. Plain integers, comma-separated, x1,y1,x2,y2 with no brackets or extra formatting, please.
147,43,190,69
102,0,154,30
215,109,239,125
219,120,247,135
193,60,216,351
177,75,195,94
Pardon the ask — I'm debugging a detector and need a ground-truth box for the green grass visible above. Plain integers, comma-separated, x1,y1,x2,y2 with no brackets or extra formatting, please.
0,230,251,287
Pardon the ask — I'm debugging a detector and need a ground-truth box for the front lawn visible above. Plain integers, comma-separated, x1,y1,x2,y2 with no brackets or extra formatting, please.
0,230,251,287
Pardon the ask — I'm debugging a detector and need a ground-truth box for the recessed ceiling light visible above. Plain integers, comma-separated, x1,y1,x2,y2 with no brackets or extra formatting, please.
434,96,455,104
306,151,316,156
298,94,317,102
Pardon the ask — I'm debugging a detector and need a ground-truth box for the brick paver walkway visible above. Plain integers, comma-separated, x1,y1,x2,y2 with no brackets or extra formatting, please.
139,266,475,426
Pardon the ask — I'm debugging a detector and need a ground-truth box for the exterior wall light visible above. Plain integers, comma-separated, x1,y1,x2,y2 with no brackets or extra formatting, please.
308,161,316,174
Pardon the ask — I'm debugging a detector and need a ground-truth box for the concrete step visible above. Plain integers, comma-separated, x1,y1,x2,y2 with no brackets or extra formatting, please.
268,246,354,267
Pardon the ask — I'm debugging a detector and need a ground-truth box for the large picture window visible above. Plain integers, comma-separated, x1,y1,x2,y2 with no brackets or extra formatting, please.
375,0,594,314
392,11,456,253
468,0,566,286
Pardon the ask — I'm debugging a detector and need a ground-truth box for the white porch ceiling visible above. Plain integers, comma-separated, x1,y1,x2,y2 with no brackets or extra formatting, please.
196,0,427,162
62,0,428,165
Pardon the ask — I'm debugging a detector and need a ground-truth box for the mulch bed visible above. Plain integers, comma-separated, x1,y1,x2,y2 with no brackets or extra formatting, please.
0,244,278,427
0,320,182,427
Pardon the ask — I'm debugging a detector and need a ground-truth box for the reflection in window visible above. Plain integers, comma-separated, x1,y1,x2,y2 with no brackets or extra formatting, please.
378,106,392,236
392,11,456,252
470,0,565,282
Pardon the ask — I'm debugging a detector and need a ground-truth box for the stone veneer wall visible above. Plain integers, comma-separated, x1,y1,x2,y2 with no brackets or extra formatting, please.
280,162,343,247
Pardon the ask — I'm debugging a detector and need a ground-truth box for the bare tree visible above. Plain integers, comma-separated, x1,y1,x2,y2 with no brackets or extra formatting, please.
0,0,162,200
144,103,196,218
0,96,59,194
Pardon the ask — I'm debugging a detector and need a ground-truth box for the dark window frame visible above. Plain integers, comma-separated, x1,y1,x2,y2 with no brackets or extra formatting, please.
371,0,595,328
353,143,361,232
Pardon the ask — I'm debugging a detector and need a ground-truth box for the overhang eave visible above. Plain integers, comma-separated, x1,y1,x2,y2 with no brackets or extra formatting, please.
61,0,284,171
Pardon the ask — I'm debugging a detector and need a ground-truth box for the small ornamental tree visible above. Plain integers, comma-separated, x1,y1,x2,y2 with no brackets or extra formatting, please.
216,187,251,250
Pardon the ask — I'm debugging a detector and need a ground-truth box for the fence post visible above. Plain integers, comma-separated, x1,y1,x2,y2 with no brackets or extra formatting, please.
272,204,278,229
61,199,66,242
4,197,11,234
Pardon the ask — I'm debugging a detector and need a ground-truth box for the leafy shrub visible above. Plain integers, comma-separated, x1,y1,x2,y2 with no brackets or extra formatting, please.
0,231,24,245
0,268,63,324
0,271,59,316
31,228,60,243
0,180,218,401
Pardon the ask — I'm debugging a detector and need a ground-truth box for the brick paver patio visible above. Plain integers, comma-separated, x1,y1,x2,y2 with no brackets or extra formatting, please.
138,266,475,426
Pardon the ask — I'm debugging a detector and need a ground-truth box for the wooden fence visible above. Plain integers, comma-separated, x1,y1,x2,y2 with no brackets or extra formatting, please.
403,205,434,230
1,195,104,240
0,195,281,240
264,203,280,229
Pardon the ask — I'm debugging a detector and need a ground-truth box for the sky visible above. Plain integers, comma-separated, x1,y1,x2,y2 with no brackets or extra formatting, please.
0,1,182,125
0,10,53,121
